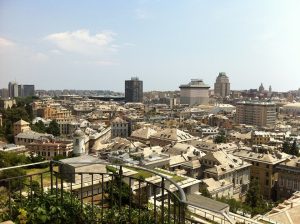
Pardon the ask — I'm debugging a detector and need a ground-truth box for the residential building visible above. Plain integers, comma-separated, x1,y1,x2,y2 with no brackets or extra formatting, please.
277,157,300,200
150,128,197,147
13,119,31,136
233,149,290,200
202,114,233,129
214,72,230,98
125,77,143,103
200,150,251,199
281,102,300,116
199,178,234,199
27,139,73,159
251,131,271,145
262,191,300,224
14,131,53,146
36,106,72,119
128,126,157,145
0,144,28,154
179,79,210,106
55,117,77,136
0,98,16,109
236,101,276,127
111,117,129,138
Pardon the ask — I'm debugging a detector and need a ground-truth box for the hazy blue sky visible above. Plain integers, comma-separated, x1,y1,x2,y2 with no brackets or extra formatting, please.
0,0,300,92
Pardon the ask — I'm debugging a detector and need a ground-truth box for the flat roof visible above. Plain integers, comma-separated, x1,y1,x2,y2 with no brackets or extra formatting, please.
187,194,229,212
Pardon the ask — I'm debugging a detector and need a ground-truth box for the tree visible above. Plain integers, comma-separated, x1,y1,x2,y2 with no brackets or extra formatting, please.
282,140,291,154
290,140,299,156
31,121,47,133
214,131,227,144
200,188,212,198
245,179,269,215
46,120,60,136
245,179,261,208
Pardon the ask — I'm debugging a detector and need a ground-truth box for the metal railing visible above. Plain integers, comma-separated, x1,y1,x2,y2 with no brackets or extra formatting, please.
0,160,194,223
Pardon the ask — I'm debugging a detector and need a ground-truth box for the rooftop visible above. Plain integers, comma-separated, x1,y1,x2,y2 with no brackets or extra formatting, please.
179,79,210,89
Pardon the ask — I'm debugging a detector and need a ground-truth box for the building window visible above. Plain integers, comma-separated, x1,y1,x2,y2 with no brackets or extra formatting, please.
266,172,269,177
266,179,269,186
266,164,269,168
256,162,259,166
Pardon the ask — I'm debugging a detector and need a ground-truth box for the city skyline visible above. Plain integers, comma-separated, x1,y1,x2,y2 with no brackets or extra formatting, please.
1,0,300,92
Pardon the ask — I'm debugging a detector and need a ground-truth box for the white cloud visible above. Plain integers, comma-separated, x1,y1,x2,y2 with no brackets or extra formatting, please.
0,37,15,47
45,29,117,54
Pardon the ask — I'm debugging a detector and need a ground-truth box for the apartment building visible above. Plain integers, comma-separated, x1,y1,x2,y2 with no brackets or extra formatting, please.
150,128,197,147
233,149,290,200
277,157,300,200
200,150,251,199
27,139,73,159
236,101,276,127
13,119,31,136
111,117,129,139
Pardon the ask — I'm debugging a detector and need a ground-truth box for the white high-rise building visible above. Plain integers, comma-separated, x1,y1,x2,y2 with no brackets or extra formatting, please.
179,79,210,106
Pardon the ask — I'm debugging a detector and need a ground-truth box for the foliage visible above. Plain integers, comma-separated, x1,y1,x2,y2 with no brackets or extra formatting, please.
214,130,227,144
200,188,212,198
0,151,30,191
290,140,299,156
282,140,299,156
0,100,33,142
106,165,118,174
0,168,26,191
31,120,47,133
0,151,28,167
245,180,271,216
1,189,169,224
52,154,67,161
27,153,48,168
47,120,60,136
106,175,133,207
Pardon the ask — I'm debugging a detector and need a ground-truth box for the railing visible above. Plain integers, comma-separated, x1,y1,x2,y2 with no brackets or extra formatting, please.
0,160,194,224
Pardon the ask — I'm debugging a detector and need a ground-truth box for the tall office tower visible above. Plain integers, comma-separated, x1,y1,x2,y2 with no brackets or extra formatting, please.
179,79,210,106
236,101,276,127
0,89,9,98
8,82,19,98
214,72,230,97
18,85,24,97
23,85,35,96
125,77,143,102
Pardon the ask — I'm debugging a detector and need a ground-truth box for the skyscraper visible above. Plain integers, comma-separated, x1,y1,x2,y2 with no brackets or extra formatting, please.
18,85,24,97
214,72,230,98
125,77,143,102
179,79,210,105
23,85,35,96
8,82,19,98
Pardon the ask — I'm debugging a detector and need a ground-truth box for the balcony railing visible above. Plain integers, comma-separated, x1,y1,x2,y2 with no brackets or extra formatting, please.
0,160,202,224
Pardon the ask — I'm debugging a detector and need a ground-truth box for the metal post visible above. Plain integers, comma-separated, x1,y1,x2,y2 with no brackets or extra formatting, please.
161,177,165,223
50,160,53,194
119,165,123,207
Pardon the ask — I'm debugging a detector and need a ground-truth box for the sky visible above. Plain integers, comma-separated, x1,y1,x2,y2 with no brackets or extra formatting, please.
0,0,300,92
